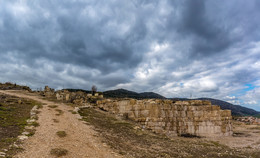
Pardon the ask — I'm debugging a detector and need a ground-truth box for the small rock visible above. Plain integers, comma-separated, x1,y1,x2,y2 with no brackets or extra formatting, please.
25,126,34,130
0,152,6,157
18,135,28,141
27,119,36,123
134,126,140,130
22,131,30,135
30,112,36,115
13,143,19,148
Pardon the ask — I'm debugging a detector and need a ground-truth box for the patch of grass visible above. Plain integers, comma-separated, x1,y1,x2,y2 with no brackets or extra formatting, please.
249,126,260,130
7,145,24,157
55,109,64,116
32,115,39,120
68,110,77,114
30,122,39,127
78,107,260,158
56,131,67,138
0,94,36,157
53,119,59,123
36,104,43,109
48,105,58,108
26,129,36,137
50,148,68,157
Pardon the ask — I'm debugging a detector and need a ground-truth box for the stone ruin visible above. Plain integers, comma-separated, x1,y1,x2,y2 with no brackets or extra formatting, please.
42,86,55,97
42,86,103,105
97,99,233,137
41,85,232,137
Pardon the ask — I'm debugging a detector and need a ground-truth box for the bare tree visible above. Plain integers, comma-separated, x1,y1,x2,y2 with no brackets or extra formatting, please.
92,85,97,95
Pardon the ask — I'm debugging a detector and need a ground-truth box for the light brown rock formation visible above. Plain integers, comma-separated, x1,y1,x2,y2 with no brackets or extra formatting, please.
40,86,232,137
96,99,233,137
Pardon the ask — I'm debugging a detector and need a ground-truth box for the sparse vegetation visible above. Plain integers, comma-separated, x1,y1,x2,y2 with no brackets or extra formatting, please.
36,104,43,109
79,107,260,158
56,131,67,138
0,82,31,91
0,94,37,157
68,110,77,114
50,148,68,157
30,122,39,127
26,129,36,137
55,109,64,116
53,119,59,123
48,105,58,108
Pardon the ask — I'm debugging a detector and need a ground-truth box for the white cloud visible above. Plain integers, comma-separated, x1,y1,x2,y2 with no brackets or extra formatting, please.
227,100,241,105
244,100,257,105
225,96,236,100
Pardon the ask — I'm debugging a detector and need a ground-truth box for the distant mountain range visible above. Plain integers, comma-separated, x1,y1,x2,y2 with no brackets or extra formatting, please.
172,98,260,117
103,89,165,99
65,88,260,117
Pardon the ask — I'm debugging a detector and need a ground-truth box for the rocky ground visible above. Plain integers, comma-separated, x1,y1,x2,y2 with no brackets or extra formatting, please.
0,90,259,158
0,90,121,158
79,107,260,158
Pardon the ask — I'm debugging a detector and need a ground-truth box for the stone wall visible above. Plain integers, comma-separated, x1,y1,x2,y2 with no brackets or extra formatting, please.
42,86,103,105
96,99,232,137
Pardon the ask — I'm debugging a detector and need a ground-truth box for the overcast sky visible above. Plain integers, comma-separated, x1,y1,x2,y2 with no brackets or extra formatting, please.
0,0,260,110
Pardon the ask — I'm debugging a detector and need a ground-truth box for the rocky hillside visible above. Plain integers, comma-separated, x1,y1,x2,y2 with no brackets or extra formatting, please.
0,82,31,91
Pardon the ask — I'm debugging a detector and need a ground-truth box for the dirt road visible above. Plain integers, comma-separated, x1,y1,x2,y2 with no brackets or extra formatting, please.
0,90,121,158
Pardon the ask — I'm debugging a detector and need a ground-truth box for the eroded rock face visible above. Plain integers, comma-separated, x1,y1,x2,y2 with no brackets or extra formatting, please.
96,99,233,137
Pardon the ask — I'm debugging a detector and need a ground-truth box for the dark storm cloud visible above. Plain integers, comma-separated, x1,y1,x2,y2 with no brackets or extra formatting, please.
0,0,146,73
0,0,260,110
168,0,234,57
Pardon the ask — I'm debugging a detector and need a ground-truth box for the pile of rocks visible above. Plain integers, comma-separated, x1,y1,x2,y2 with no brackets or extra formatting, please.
236,116,260,125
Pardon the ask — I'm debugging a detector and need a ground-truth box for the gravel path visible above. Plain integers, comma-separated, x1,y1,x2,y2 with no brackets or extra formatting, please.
0,90,121,158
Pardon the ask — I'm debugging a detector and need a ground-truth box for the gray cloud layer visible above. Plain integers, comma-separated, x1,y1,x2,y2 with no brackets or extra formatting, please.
0,0,260,110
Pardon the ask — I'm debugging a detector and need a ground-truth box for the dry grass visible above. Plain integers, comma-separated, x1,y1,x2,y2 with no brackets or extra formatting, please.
50,148,68,157
48,105,58,108
36,104,43,109
55,109,64,116
79,107,260,158
56,131,67,138
68,110,77,114
0,94,37,157
30,122,39,127
249,126,260,130
26,129,36,137
53,119,59,123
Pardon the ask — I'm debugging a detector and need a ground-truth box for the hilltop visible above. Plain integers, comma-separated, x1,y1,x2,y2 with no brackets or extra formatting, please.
0,82,31,91
53,88,260,116
103,88,166,99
